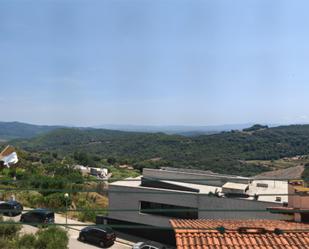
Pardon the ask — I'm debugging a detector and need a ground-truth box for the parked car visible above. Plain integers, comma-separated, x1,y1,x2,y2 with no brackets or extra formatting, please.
78,226,116,248
132,242,167,249
0,200,23,216
20,208,54,225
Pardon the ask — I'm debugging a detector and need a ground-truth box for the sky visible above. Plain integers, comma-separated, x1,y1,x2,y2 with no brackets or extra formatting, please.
1,0,309,126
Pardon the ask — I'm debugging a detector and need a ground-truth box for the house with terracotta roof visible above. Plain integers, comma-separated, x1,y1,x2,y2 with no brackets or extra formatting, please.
170,219,309,249
0,145,18,167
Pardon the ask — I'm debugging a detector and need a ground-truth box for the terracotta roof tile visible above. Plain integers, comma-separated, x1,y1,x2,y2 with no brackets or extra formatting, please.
170,219,309,249
171,219,309,231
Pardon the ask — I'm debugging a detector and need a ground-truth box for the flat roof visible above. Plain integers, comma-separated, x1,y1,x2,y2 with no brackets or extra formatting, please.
247,180,288,203
110,178,288,203
162,180,222,194
145,167,251,180
110,176,142,187
110,176,221,193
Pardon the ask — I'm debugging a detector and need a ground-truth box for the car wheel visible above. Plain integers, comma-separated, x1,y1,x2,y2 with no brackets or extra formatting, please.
99,241,106,248
79,235,86,242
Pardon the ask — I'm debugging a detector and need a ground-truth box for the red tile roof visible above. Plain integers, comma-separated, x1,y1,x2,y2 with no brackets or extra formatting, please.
170,219,309,249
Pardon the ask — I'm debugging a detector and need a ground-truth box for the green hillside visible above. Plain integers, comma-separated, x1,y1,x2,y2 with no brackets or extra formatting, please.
0,121,61,140
9,124,309,176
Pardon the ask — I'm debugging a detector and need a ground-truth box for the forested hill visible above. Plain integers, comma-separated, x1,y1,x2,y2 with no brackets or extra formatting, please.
9,125,309,176
0,121,62,140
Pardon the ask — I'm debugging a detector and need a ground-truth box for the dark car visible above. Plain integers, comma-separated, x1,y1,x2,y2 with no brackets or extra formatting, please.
79,226,116,248
20,208,54,225
0,201,23,216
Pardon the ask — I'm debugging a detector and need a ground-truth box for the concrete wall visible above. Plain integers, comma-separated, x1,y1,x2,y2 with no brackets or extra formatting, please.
290,195,309,209
198,195,284,219
288,184,296,208
108,184,285,227
288,184,309,209
108,185,198,227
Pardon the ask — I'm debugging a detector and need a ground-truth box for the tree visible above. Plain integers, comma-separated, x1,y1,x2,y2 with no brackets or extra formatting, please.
107,157,116,165
73,151,93,166
243,124,269,132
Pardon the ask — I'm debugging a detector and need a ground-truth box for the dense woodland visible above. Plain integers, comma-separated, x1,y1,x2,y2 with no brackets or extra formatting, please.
6,124,309,177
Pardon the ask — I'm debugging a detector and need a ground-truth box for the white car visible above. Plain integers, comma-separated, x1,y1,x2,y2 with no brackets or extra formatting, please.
132,242,167,249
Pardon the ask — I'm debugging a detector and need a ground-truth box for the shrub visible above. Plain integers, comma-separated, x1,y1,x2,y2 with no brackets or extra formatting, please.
43,193,72,209
77,202,96,222
16,191,43,208
0,217,21,239
15,227,69,249
16,234,36,249
0,238,15,249
35,227,68,249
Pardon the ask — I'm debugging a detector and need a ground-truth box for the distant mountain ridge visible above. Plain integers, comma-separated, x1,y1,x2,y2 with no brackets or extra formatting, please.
94,123,258,135
0,121,62,140
0,121,261,140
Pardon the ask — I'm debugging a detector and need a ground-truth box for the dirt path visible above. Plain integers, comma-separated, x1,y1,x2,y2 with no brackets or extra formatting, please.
255,165,304,179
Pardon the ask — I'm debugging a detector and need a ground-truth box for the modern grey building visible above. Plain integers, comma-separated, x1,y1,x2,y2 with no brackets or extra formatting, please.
107,168,288,228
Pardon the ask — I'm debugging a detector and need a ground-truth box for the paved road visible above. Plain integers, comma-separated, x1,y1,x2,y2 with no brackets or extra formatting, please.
3,214,131,249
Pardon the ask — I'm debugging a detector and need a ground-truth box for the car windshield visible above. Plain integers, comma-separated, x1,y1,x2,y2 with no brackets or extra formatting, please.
98,226,114,233
33,210,54,218
45,212,54,218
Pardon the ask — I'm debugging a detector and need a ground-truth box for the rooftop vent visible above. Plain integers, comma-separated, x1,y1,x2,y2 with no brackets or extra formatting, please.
256,183,268,188
274,228,284,235
216,226,226,234
238,227,267,234
275,197,282,202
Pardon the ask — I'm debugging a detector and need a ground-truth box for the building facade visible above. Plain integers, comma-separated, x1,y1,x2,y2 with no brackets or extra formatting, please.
107,168,287,228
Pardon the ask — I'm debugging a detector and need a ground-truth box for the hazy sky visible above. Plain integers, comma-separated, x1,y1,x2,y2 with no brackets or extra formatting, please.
1,0,309,126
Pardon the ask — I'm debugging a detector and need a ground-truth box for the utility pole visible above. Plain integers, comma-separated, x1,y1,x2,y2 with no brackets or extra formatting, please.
64,193,69,227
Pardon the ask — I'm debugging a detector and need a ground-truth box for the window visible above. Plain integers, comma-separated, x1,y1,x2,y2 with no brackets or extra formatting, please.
0,204,8,210
33,213,41,219
46,213,55,219
140,201,198,219
94,229,104,236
